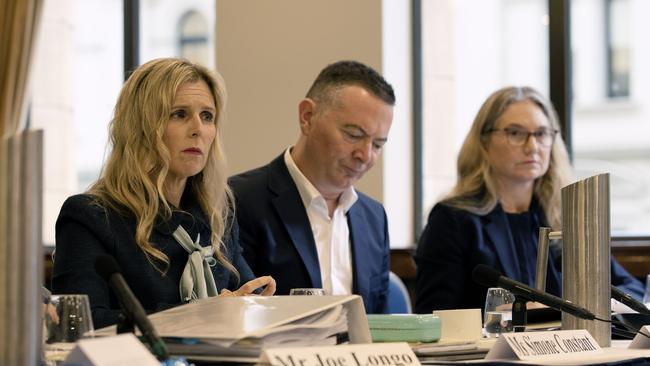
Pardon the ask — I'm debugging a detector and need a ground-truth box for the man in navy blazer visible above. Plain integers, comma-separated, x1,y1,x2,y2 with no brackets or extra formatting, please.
229,61,394,313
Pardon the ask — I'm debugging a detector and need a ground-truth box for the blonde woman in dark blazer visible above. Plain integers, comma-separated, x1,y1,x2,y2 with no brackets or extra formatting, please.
53,58,275,328
415,86,643,313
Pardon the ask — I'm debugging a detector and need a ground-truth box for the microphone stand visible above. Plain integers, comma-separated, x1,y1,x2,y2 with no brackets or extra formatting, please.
116,311,136,335
512,296,528,332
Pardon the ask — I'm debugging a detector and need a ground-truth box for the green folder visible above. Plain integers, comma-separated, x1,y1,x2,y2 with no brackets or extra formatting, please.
367,314,441,343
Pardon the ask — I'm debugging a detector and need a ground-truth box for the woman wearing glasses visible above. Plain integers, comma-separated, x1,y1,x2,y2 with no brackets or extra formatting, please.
414,86,643,312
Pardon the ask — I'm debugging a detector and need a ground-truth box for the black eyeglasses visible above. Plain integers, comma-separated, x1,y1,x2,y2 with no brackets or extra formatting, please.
484,127,559,147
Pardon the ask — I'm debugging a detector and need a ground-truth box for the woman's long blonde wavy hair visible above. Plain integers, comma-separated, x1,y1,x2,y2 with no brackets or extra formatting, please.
88,58,237,277
443,86,573,229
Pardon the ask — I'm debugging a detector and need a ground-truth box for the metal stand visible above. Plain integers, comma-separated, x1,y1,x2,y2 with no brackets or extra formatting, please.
562,173,611,346
116,311,135,334
512,297,528,332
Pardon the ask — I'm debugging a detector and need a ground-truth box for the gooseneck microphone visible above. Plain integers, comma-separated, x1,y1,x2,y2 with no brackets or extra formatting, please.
472,264,596,320
95,255,169,360
611,286,650,315
551,250,650,315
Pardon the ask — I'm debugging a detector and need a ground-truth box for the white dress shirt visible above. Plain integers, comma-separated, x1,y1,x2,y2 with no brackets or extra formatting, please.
284,148,357,295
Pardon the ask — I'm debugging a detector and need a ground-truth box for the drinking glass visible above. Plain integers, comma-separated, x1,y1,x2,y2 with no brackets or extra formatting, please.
44,294,95,343
643,274,650,309
289,288,327,296
483,287,515,338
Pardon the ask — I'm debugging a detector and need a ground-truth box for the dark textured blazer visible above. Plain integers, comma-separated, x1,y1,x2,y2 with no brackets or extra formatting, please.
52,192,254,328
229,153,390,314
414,201,645,314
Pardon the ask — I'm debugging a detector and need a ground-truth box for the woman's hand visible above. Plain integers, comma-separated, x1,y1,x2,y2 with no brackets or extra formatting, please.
220,276,276,297
526,301,548,310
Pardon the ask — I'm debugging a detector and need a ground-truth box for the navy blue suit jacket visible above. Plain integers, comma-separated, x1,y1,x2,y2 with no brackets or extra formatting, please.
229,153,390,314
53,192,254,328
414,202,644,314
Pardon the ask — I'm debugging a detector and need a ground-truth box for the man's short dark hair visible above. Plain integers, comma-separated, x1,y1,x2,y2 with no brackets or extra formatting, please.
306,60,395,108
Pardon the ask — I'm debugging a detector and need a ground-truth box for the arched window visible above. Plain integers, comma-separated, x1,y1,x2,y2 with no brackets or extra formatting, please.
178,10,209,65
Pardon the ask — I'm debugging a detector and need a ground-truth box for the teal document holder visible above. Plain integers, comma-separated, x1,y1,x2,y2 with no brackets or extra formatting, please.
367,314,441,343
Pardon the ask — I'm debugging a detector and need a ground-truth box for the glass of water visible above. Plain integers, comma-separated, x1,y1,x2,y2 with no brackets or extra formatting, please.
44,294,95,343
483,287,515,338
289,288,328,296
42,294,95,363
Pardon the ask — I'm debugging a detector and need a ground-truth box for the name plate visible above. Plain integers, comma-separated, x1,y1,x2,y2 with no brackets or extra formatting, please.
485,330,602,361
64,333,160,365
261,343,420,366
629,325,650,349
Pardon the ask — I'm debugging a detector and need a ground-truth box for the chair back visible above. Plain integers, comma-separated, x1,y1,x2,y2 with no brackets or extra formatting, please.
387,271,412,313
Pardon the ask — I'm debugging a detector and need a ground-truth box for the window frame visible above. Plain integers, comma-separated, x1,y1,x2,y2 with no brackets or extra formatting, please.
605,0,631,99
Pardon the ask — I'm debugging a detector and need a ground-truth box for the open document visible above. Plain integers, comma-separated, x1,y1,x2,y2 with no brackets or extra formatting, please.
145,295,370,361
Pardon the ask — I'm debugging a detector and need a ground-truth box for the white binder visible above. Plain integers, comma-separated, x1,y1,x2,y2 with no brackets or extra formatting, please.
144,295,370,361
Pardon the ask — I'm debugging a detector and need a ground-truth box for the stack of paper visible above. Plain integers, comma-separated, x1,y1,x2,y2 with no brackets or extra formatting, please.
413,339,497,362
411,340,488,361
145,295,369,361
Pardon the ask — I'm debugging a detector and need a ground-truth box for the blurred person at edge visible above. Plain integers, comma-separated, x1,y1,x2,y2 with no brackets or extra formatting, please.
414,86,643,313
53,58,275,328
